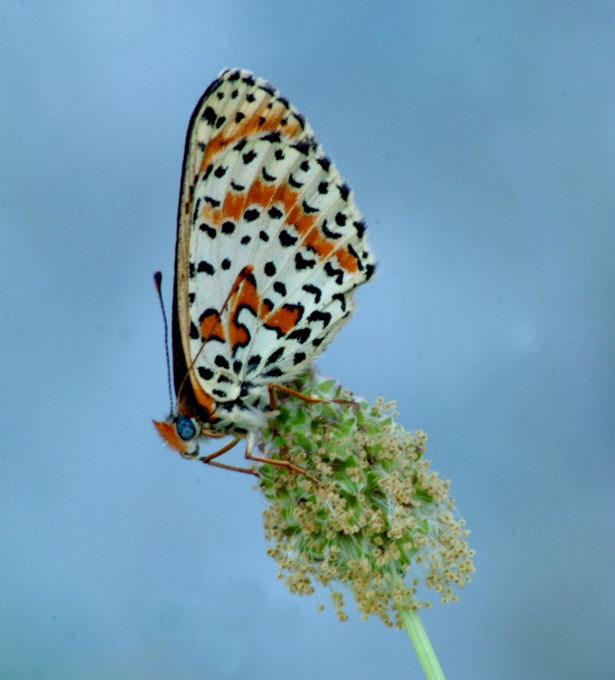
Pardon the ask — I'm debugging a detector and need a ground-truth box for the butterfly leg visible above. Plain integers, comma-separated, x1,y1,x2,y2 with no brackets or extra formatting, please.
268,382,356,410
243,432,318,482
199,436,258,476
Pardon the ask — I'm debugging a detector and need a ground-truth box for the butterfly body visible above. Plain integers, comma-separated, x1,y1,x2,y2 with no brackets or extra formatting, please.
154,68,375,461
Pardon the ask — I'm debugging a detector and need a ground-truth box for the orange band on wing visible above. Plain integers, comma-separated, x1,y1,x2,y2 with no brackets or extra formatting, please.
200,202,222,226
333,246,359,273
198,101,304,174
246,178,277,208
228,273,261,351
286,205,336,261
272,183,300,214
200,311,226,343
263,305,302,335
222,190,244,222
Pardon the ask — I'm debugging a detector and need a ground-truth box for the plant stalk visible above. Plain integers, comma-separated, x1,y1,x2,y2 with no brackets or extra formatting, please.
399,608,446,680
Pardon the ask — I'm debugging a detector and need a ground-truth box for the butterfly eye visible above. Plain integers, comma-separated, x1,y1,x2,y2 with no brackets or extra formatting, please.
176,417,198,441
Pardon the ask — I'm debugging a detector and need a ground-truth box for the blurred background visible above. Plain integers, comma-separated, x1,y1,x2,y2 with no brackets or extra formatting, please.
2,1,614,678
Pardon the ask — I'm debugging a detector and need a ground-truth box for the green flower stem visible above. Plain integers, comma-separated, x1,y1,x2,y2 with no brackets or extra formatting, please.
400,608,446,680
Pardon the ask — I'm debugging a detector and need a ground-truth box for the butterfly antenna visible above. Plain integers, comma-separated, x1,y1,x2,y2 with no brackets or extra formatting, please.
177,265,254,403
153,271,174,416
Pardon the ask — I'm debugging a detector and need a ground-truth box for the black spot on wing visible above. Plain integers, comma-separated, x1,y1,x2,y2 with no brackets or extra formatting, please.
247,354,261,374
215,355,229,369
338,183,350,201
332,292,347,312
199,223,216,238
295,252,316,270
347,243,364,270
192,198,201,223
324,261,343,284
288,174,303,189
292,141,311,155
262,167,276,182
268,206,283,219
302,284,321,303
287,328,311,344
322,220,342,240
302,199,319,214
307,310,331,329
273,281,286,296
202,106,217,126
231,181,245,191
244,209,260,222
353,220,366,238
198,367,214,381
235,111,246,124
221,221,235,234
205,196,220,208
263,132,281,143
265,347,284,366
279,230,297,247
214,165,228,178
243,150,257,164
197,260,215,275
293,352,306,365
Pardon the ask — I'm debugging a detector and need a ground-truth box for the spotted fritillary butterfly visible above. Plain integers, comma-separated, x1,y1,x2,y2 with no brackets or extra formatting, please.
153,68,376,472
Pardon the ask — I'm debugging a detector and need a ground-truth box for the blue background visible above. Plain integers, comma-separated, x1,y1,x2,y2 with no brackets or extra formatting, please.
2,1,614,678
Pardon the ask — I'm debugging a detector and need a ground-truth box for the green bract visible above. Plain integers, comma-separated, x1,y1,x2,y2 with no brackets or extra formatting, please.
258,369,475,628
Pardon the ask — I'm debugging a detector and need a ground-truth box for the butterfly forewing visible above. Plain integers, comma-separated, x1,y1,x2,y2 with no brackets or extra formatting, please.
175,68,375,427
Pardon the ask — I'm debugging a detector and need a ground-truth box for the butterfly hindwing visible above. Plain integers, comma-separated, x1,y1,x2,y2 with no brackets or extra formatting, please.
175,69,375,416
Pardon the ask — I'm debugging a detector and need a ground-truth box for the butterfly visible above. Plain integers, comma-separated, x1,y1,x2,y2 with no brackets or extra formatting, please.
153,68,376,474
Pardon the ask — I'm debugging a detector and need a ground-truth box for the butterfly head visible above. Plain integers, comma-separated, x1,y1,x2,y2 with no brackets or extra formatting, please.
153,415,202,458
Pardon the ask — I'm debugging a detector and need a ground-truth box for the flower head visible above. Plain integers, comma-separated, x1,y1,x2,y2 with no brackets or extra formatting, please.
257,369,475,628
